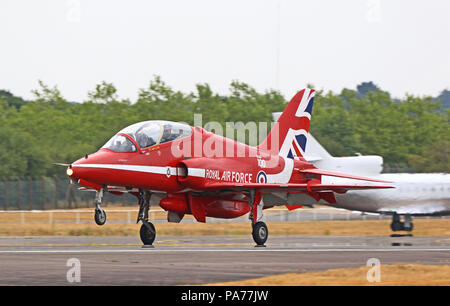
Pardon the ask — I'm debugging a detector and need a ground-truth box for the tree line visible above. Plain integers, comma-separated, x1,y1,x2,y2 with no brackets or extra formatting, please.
0,77,449,178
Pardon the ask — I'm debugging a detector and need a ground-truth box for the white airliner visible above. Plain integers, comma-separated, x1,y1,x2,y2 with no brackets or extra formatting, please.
272,112,450,232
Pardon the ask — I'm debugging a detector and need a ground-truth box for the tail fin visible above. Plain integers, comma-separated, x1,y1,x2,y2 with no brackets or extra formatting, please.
258,88,315,159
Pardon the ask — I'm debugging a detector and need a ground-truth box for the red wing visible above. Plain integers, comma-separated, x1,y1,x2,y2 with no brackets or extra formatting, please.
203,182,393,193
299,168,392,183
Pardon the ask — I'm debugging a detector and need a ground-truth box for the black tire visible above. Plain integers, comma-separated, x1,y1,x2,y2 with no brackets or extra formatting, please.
140,222,156,245
94,208,107,226
404,223,414,232
390,221,401,231
252,222,268,246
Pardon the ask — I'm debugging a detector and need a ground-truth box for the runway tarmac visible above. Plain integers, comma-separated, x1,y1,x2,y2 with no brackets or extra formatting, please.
0,235,449,285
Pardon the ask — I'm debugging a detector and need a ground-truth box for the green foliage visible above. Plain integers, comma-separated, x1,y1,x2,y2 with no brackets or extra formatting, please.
0,77,448,178
0,90,28,109
0,126,49,177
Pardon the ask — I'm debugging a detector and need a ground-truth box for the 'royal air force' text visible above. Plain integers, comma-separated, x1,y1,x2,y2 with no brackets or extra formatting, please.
205,169,253,184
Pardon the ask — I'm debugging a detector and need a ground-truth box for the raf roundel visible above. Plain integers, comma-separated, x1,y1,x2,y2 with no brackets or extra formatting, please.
256,171,267,184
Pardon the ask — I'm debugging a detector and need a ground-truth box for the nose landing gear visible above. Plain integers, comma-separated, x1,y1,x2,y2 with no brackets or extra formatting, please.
94,189,107,226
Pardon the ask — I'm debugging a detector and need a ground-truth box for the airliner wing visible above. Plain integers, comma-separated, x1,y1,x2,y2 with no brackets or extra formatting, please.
377,202,450,216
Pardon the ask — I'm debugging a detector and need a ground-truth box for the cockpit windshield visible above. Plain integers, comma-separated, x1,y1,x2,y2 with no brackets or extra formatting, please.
102,120,192,152
102,134,137,153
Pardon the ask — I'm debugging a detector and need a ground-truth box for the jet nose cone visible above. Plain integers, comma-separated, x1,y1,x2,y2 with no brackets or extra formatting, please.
67,151,105,181
68,157,86,179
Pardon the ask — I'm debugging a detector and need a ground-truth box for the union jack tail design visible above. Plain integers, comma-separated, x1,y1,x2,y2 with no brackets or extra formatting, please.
258,88,315,159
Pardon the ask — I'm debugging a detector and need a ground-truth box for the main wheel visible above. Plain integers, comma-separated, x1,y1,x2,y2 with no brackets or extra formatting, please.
140,222,156,245
94,208,107,225
403,222,414,232
390,221,403,231
252,221,268,246
390,214,402,231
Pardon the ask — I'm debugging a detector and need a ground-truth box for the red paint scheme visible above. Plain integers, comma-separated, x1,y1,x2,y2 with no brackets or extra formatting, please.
68,89,392,223
159,193,250,220
159,194,188,214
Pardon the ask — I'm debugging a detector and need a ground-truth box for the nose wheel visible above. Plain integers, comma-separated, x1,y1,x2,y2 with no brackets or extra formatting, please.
94,208,107,225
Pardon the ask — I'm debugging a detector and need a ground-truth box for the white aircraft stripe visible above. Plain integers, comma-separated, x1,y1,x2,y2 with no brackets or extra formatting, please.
74,161,293,183
188,168,206,178
265,156,294,184
295,89,314,119
73,164,206,178
73,161,299,185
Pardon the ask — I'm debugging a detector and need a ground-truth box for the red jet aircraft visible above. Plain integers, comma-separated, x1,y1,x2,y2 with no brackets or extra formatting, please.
65,89,392,246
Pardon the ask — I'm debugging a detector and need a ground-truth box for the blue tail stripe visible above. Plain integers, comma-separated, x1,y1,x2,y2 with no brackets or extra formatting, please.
287,149,294,159
305,97,314,115
295,134,307,151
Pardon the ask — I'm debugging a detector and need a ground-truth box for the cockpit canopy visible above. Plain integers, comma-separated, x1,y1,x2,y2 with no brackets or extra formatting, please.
102,120,192,153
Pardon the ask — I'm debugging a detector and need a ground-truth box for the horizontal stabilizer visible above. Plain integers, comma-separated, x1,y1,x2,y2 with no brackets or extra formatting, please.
304,156,323,162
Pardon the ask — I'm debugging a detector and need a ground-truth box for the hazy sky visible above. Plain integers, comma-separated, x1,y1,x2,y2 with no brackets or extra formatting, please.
1,0,449,102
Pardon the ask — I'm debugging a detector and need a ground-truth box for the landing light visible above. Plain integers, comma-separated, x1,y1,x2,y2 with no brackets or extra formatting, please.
66,168,73,176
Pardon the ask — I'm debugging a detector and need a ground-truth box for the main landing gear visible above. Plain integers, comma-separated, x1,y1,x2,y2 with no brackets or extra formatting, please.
391,214,413,233
248,190,268,247
94,189,107,226
93,188,156,246
137,190,156,246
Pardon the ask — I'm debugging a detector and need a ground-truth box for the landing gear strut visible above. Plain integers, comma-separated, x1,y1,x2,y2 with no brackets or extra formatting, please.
137,190,156,246
390,214,414,232
248,190,268,247
94,189,107,226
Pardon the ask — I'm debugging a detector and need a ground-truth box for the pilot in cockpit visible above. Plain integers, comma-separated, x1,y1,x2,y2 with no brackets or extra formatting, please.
161,124,177,143
136,132,155,149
